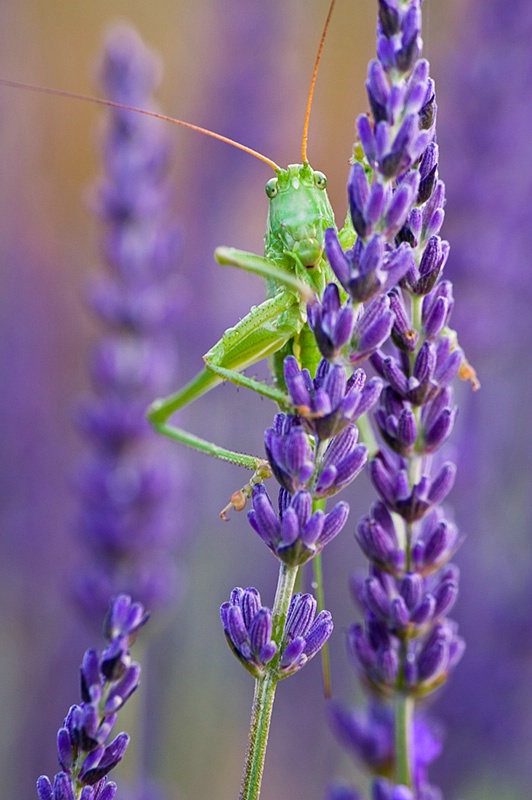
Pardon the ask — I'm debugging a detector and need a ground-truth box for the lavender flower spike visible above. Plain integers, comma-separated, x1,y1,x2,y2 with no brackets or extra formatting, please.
75,23,184,620
37,595,148,800
331,2,468,798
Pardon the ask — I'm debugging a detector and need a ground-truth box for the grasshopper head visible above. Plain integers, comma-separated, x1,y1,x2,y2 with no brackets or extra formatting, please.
265,163,335,279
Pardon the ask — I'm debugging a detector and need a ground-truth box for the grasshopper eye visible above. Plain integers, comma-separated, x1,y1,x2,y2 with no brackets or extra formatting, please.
314,171,327,190
265,178,278,199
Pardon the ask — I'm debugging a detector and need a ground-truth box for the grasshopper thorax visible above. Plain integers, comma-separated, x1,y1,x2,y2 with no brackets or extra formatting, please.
264,163,335,283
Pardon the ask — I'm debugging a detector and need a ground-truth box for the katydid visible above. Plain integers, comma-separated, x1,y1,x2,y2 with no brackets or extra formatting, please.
148,0,349,478
0,0,351,490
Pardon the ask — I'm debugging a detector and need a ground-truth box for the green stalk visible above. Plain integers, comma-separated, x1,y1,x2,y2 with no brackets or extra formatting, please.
393,291,423,788
239,672,278,800
239,561,298,800
311,495,331,698
394,691,414,787
312,551,331,697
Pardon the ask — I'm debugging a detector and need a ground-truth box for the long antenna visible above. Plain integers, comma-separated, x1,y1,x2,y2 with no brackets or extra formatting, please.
301,0,337,164
0,78,281,172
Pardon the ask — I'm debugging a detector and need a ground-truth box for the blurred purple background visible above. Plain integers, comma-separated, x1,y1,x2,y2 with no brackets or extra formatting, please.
0,1,530,799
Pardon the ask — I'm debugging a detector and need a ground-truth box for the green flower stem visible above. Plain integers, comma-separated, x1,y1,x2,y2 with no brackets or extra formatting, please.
239,561,298,800
311,497,332,698
239,671,278,800
394,292,423,789
312,552,331,697
394,690,414,787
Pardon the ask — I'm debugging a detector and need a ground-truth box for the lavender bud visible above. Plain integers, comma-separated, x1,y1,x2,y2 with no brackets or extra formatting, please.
280,637,307,670
264,414,315,493
36,777,54,800
315,427,368,499
52,774,76,800
57,728,73,773
303,610,334,659
351,295,395,364
422,281,454,339
324,227,351,287
357,113,377,166
308,284,356,361
249,608,274,655
364,576,392,621
427,462,456,505
348,162,371,237
417,625,451,684
286,593,317,639
366,59,390,125
279,597,333,676
400,573,423,611
356,502,404,573
383,169,419,231
104,664,140,712
410,595,436,627
377,644,399,684
390,596,411,630
221,587,277,675
432,576,459,618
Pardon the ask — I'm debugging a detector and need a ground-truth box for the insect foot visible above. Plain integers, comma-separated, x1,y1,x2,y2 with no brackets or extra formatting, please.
219,459,272,521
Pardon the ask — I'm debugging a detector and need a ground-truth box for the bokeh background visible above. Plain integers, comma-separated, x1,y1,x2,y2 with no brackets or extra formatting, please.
1,0,530,798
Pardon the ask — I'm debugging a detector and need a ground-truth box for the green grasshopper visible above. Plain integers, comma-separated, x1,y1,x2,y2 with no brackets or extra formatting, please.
146,0,354,485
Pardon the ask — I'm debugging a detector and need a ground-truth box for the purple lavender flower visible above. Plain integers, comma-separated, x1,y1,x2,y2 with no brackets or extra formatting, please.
369,451,456,522
329,701,443,787
247,485,349,566
264,414,315,494
221,588,332,677
74,23,183,620
283,355,382,441
325,230,415,305
264,412,369,502
37,595,148,800
370,338,463,407
329,2,467,797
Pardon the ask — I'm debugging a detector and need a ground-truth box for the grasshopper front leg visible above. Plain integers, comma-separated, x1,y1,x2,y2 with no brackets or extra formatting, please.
148,244,313,466
148,286,303,469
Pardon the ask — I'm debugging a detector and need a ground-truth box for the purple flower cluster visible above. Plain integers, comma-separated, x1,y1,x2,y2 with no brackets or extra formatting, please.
74,24,183,619
220,587,333,678
323,2,467,797
37,596,148,800
329,701,442,782
245,353,384,566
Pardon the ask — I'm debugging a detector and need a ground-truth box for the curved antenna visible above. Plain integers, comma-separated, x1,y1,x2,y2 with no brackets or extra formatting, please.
0,78,281,173
301,0,337,164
